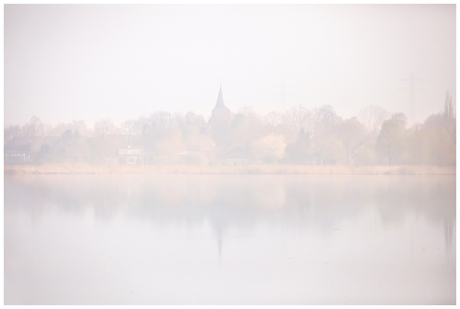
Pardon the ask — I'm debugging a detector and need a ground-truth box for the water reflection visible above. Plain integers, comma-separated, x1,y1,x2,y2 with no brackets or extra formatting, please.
4,174,456,304
5,175,455,249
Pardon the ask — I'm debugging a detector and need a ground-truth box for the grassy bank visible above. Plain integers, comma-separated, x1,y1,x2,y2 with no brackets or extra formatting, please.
4,163,456,175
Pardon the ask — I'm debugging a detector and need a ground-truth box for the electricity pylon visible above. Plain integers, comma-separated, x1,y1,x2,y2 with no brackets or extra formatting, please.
400,71,428,125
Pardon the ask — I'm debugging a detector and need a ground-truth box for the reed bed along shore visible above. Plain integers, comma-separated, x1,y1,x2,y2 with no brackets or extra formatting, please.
4,164,456,175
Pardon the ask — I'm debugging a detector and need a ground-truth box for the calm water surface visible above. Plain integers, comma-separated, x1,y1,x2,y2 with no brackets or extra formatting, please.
4,174,456,304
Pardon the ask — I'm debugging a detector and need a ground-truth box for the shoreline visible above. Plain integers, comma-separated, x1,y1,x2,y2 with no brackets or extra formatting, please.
4,164,456,175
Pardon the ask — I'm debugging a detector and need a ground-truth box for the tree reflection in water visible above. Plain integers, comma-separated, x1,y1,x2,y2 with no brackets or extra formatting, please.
5,174,456,258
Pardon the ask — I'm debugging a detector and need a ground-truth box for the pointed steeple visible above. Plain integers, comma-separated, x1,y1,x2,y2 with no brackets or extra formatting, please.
212,84,230,116
215,85,225,109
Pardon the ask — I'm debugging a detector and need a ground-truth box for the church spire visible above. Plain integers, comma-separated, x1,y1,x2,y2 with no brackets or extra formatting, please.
215,85,225,109
211,82,231,119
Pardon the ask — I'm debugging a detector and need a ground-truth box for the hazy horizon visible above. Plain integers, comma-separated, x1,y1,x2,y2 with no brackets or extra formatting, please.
4,5,456,304
4,4,456,127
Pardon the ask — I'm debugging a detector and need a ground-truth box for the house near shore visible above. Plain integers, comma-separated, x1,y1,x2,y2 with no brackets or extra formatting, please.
118,146,142,165
4,136,60,164
105,155,119,164
5,139,31,164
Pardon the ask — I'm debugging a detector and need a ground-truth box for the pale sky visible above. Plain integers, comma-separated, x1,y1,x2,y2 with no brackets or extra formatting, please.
4,4,456,127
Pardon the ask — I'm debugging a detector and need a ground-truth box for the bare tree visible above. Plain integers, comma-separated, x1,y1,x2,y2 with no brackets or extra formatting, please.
44,120,90,137
263,111,283,127
185,111,205,126
150,111,176,129
120,119,142,135
359,105,389,133
4,125,22,144
22,116,44,152
120,119,143,146
283,105,312,132
238,106,257,118
93,119,117,140
92,119,119,159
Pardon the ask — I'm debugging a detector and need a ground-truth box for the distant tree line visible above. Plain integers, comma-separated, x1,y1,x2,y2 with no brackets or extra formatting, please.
4,93,456,166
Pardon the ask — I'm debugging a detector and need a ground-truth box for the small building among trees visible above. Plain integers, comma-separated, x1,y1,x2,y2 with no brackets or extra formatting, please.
118,146,141,165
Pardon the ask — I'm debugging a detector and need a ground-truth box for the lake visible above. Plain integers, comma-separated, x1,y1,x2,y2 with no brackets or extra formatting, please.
4,174,456,304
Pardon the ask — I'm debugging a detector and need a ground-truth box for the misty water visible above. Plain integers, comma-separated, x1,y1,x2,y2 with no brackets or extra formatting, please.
4,174,455,305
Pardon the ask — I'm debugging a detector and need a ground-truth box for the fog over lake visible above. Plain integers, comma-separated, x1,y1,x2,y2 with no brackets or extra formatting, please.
4,174,455,304
4,4,456,306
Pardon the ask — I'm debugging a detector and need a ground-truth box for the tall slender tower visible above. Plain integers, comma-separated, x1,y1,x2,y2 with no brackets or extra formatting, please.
211,85,231,119
209,84,232,147
409,71,414,124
